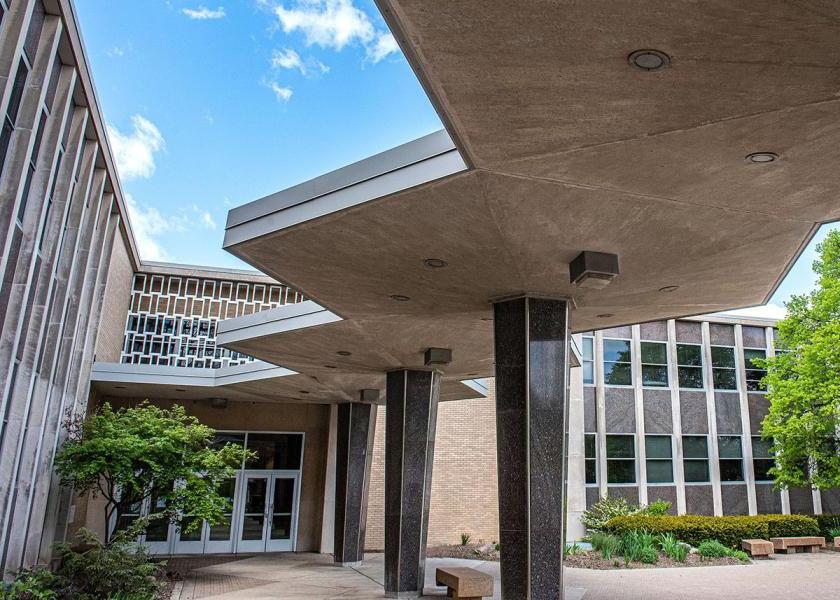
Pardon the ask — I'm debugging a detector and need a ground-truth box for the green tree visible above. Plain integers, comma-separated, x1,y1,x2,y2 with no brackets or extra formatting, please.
760,229,840,490
55,402,252,543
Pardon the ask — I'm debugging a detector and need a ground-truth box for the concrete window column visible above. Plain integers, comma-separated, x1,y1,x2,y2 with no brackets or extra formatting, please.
665,320,687,514
384,368,440,598
493,296,569,600
766,327,790,514
334,401,377,567
700,322,724,516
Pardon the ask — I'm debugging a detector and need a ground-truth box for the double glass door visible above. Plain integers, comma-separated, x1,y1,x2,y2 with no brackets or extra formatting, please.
237,471,299,553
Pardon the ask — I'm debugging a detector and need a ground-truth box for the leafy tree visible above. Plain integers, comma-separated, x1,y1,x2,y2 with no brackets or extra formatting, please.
55,402,252,543
760,229,840,490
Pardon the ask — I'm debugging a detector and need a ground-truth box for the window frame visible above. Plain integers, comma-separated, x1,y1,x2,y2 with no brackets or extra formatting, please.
710,345,738,391
742,347,768,393
644,434,674,484
682,434,711,484
582,335,595,386
584,432,598,486
640,340,669,388
605,433,637,485
602,337,633,388
718,435,745,483
751,436,775,483
676,342,705,390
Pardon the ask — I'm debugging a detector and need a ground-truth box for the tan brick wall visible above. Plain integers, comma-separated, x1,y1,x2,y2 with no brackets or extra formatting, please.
94,233,133,362
365,380,499,549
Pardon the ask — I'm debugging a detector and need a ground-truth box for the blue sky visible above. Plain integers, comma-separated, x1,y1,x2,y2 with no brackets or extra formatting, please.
75,0,836,319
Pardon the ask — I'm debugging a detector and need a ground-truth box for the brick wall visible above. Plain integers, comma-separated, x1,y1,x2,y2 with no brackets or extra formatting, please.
93,233,133,362
365,380,499,549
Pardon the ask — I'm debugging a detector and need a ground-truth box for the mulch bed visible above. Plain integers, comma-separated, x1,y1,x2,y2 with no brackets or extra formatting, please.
564,550,746,570
427,543,500,561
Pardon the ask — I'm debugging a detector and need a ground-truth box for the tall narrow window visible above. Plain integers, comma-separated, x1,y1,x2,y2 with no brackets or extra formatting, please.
676,343,704,389
711,346,737,390
582,336,594,385
603,339,632,386
585,433,597,485
743,349,767,392
752,437,774,482
718,436,744,482
683,435,710,483
645,435,674,483
640,341,668,387
606,434,636,484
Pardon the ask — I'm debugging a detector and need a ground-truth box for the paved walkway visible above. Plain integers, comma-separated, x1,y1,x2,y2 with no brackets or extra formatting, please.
173,551,840,599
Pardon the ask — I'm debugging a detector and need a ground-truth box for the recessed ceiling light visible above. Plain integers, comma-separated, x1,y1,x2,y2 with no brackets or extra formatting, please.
175,388,186,392
324,365,337,369
299,390,310,394
467,373,478,377
596,313,614,318
114,385,126,390
390,294,410,302
659,285,679,293
423,258,448,269
628,49,670,71
336,350,352,356
745,152,778,163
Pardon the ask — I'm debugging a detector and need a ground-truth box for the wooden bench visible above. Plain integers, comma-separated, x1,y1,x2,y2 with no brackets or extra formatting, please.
741,539,774,558
435,566,494,600
770,536,826,554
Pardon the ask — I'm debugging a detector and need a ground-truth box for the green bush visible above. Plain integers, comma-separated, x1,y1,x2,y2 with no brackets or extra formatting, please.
581,497,634,533
814,514,840,541
618,530,658,565
697,539,730,558
639,546,659,564
604,514,819,549
590,532,620,560
2,569,60,599
657,533,688,562
640,500,672,517
460,533,471,546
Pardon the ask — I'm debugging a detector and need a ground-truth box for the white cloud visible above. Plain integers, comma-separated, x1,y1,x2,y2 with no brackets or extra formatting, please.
719,303,787,320
182,5,226,19
107,115,165,181
271,48,330,76
267,81,293,101
272,0,374,50
367,32,398,63
106,46,125,57
125,195,219,261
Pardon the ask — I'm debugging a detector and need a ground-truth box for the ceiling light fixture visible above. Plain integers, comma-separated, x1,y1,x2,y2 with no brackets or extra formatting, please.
423,258,448,269
570,251,620,289
324,364,337,369
659,285,679,293
299,390,310,394
390,294,410,302
745,152,778,163
175,388,186,392
596,313,614,318
336,350,352,356
628,49,670,71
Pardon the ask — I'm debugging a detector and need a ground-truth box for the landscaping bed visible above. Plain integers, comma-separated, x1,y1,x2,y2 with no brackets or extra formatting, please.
427,543,500,561
564,550,744,570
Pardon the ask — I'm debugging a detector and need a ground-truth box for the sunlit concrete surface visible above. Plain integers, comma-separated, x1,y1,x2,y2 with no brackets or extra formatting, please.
174,551,840,599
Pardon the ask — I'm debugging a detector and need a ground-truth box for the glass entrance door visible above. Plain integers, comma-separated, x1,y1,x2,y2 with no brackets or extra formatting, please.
236,471,299,553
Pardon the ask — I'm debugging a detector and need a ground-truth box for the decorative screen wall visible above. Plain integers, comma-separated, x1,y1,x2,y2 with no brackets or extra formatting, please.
121,273,303,368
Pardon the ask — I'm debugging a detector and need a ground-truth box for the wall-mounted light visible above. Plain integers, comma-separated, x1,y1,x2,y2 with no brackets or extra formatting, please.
424,347,452,366
570,251,620,289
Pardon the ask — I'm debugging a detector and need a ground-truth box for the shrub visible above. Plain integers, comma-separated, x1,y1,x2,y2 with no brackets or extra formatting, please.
697,539,731,558
657,533,688,562
581,497,634,533
754,514,819,538
828,527,840,540
459,533,471,546
639,546,659,564
590,532,620,560
815,514,840,541
618,530,657,565
640,500,672,517
3,569,60,599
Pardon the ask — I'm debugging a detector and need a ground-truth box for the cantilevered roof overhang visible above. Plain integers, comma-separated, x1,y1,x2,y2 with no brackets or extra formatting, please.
222,1,840,379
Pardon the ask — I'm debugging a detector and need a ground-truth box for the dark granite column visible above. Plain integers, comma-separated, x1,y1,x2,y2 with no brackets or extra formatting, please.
494,296,569,600
384,369,441,598
334,402,377,567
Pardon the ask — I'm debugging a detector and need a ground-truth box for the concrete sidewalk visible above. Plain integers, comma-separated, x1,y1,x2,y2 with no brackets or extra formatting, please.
174,551,840,599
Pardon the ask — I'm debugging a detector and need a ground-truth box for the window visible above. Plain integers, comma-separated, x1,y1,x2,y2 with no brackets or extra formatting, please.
718,436,744,482
683,435,710,483
676,343,704,389
603,339,632,386
606,434,635,484
645,435,673,483
246,433,303,470
743,349,767,392
640,341,668,387
585,433,597,484
752,437,774,482
582,336,594,385
711,346,737,390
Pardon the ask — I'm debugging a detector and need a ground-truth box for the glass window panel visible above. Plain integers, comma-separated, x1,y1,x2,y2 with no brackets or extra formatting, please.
585,460,597,485
743,349,766,369
273,478,295,514
246,433,303,469
711,346,736,368
582,337,593,361
712,368,737,390
212,432,246,451
640,341,667,365
720,459,744,482
682,436,708,459
604,361,632,386
241,514,265,540
177,516,202,542
603,339,631,362
583,361,594,385
753,459,774,482
752,437,773,458
607,460,636,484
271,514,292,540
144,518,169,542
584,434,596,458
642,365,668,387
677,344,702,367
718,436,743,459
646,460,674,484
645,435,672,459
208,516,232,541
606,435,635,459
678,366,704,389
684,460,710,483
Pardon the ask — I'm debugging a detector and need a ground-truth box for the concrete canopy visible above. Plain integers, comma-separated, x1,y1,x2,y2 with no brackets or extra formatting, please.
222,1,838,379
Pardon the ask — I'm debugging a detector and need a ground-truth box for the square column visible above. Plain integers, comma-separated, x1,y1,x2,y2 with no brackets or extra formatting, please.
384,369,441,598
494,296,569,600
334,402,377,567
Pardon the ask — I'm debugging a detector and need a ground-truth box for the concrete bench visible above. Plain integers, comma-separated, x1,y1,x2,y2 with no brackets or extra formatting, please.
741,539,774,558
770,536,826,554
435,566,494,600
833,536,840,551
